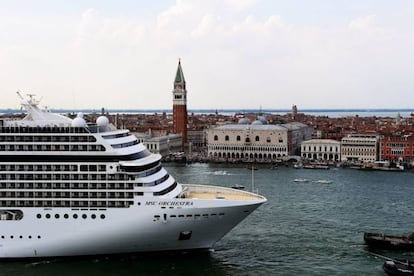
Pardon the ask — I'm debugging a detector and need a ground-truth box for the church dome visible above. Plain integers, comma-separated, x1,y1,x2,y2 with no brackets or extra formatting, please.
258,116,268,124
238,118,250,124
251,120,263,125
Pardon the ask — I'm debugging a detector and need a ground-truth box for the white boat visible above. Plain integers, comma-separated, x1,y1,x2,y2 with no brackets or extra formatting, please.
293,178,309,183
315,179,332,184
0,93,266,258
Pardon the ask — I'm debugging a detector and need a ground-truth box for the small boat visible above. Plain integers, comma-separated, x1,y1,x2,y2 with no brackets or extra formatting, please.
231,184,245,190
303,164,329,170
293,163,303,169
383,259,414,276
364,232,414,250
293,178,309,183
315,179,332,184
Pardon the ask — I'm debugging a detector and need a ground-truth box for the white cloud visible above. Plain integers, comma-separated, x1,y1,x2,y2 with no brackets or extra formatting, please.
348,14,376,30
1,1,414,110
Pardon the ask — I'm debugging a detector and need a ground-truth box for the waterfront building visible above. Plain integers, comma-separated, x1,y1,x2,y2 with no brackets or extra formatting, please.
133,132,182,156
301,139,341,161
340,134,379,162
380,135,414,166
207,123,289,162
282,122,314,155
206,118,313,162
172,59,188,144
187,129,206,154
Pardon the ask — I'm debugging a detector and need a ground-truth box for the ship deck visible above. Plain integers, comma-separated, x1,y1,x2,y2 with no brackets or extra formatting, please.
182,184,265,201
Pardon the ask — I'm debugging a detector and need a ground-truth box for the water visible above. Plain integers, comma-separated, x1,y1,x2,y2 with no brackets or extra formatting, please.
1,164,413,275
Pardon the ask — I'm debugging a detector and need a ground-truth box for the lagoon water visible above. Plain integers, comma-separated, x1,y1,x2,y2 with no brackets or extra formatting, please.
1,163,413,275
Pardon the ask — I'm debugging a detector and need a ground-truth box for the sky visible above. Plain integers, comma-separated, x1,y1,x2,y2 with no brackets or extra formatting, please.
0,0,413,110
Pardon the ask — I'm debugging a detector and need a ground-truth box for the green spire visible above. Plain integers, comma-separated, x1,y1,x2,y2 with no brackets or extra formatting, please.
174,59,186,84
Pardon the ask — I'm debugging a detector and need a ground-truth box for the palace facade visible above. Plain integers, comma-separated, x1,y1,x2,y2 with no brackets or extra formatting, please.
207,119,313,162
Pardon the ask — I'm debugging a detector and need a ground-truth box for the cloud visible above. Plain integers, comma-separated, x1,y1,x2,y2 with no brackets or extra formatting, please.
1,0,414,110
348,14,376,30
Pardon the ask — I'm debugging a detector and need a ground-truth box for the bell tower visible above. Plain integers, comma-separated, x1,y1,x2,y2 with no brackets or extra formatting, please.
172,59,188,144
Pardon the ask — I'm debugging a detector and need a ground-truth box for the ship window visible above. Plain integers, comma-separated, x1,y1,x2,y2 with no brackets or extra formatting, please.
82,214,87,219
45,214,51,219
91,214,96,219
55,214,60,219
100,214,106,219
38,236,41,239
64,214,69,219
73,214,78,219
28,236,32,239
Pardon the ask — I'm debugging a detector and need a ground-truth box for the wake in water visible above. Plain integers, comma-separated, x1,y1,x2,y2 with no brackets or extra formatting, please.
203,171,239,176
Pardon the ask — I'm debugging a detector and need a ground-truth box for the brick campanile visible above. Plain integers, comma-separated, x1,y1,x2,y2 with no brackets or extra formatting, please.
172,59,188,144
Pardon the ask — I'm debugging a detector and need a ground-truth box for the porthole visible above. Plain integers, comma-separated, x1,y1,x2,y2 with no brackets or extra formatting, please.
55,214,60,219
1,235,4,239
28,236,32,239
73,214,78,219
91,214,96,219
100,214,105,219
82,214,87,219
36,214,41,219
45,214,51,219
64,214,69,219
10,236,13,239
19,235,23,239
37,235,41,239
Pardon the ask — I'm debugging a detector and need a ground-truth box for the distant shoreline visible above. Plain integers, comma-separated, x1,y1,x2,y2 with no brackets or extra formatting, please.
1,108,413,118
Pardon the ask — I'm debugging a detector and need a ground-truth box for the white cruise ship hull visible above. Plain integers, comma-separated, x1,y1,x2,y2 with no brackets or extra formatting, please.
0,186,264,258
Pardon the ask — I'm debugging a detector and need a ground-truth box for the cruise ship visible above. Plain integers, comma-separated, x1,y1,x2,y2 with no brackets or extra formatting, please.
0,93,266,258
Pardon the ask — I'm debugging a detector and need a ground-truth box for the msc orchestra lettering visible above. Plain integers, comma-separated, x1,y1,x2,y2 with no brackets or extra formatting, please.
146,201,194,206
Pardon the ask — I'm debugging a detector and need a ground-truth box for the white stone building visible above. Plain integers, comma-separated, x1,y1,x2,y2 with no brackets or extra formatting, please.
341,134,379,162
301,139,341,161
133,133,182,156
207,123,289,162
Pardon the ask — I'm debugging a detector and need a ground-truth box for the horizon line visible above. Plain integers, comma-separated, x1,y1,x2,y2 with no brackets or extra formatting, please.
1,107,414,113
